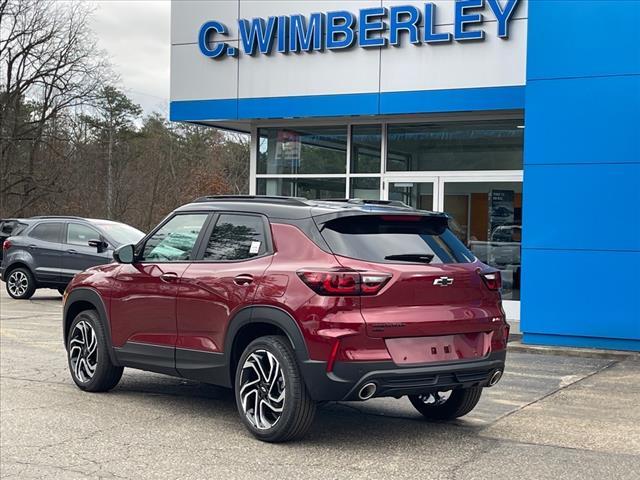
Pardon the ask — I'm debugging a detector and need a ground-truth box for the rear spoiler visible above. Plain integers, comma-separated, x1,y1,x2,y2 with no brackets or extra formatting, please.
311,207,450,226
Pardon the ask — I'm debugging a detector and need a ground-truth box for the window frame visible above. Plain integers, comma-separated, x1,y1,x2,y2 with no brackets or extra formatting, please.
135,212,214,264
64,222,102,247
27,221,64,243
191,212,274,263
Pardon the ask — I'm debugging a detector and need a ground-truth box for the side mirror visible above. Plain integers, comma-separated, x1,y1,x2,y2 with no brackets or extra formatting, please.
88,238,109,253
113,244,135,264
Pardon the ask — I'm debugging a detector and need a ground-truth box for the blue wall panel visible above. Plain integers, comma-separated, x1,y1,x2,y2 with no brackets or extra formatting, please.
379,86,525,115
522,163,640,251
527,0,640,80
238,92,380,119
170,87,526,122
521,249,640,342
522,0,640,350
524,75,640,164
170,99,238,122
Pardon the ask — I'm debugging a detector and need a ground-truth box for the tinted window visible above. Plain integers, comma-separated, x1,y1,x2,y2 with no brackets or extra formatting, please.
142,214,208,262
29,223,63,243
351,125,381,173
258,126,347,174
67,224,100,246
320,215,474,264
386,120,523,172
1,221,27,236
204,214,267,261
256,177,346,199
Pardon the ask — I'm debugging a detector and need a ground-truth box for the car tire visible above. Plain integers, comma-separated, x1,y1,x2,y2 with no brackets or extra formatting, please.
234,335,316,442
5,267,36,300
408,386,483,420
67,309,123,392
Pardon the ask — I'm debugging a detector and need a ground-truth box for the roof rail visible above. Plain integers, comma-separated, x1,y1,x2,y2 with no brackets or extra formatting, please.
321,198,413,209
192,195,310,206
30,215,86,220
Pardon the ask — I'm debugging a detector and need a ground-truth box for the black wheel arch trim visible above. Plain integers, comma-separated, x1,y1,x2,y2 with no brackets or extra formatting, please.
223,305,311,387
63,287,119,365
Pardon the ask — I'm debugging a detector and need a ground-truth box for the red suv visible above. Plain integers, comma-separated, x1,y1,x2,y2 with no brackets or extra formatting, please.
63,196,508,442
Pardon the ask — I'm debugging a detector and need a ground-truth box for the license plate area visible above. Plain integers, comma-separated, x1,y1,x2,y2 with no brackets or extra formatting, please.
385,333,492,365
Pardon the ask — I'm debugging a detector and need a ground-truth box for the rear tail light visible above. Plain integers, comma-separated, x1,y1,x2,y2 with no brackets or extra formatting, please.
2,240,11,251
297,269,391,296
480,271,502,291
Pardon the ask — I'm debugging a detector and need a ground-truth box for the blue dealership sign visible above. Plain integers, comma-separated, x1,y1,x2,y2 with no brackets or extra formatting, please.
199,0,522,58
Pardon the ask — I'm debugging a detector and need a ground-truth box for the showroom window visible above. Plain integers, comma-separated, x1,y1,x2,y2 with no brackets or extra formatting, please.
257,178,346,199
349,177,380,200
258,126,347,175
350,125,381,173
387,120,523,171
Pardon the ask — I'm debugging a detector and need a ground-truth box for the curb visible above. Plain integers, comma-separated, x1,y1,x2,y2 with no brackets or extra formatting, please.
507,340,640,360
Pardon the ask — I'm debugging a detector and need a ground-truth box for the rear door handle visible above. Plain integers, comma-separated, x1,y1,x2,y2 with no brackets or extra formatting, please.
160,272,179,283
234,274,254,286
66,249,77,254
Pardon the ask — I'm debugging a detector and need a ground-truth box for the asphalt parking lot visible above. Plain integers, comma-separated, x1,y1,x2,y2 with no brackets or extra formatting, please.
1,288,639,479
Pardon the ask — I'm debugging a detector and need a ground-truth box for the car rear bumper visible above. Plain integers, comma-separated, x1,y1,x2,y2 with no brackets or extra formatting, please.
300,350,506,402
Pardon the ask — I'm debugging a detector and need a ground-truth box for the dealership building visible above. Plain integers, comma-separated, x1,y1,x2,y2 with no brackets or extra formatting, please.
169,0,640,351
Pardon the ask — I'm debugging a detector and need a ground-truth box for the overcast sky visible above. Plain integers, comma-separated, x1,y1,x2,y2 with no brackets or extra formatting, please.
88,1,171,116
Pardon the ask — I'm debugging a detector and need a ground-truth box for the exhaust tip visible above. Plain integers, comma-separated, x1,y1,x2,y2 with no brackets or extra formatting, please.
358,382,377,400
488,369,503,387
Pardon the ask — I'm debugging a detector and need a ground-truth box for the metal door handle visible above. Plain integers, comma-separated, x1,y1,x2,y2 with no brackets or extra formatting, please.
66,249,77,254
160,272,179,283
234,274,254,286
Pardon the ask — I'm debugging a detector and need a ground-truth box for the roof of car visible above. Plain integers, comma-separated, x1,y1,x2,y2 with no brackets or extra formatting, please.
176,195,447,221
28,216,116,224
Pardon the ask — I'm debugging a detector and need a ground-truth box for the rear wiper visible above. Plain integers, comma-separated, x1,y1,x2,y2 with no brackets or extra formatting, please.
384,253,434,263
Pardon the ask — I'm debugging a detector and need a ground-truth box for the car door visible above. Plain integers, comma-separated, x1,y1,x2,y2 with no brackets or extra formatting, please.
109,212,210,375
61,222,111,281
176,213,274,382
25,222,64,284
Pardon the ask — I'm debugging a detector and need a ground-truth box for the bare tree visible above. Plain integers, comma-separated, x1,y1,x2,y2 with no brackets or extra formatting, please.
0,0,251,228
84,86,142,219
0,0,109,215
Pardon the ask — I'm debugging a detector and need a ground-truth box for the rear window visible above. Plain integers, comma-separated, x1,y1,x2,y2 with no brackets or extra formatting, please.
319,215,475,264
1,221,27,236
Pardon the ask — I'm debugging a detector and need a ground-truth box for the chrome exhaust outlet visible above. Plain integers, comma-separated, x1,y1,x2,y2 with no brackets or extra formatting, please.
488,369,503,386
358,382,377,400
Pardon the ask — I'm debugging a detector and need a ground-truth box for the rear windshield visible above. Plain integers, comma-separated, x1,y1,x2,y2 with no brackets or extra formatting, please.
319,215,475,264
1,221,27,236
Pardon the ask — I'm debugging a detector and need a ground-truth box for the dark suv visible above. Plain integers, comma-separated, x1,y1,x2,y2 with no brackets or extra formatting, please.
63,196,508,442
2,216,144,299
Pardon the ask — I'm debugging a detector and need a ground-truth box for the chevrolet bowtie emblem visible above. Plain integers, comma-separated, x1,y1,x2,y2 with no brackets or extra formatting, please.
433,276,454,287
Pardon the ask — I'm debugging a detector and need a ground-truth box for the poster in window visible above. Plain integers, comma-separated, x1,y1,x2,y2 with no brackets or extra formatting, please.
489,190,515,239
276,130,301,170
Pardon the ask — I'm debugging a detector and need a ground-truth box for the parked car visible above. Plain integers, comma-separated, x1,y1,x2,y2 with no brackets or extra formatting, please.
490,225,522,243
0,218,31,261
1,216,144,299
62,196,509,442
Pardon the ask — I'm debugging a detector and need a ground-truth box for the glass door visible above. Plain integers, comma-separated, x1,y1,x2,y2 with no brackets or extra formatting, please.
439,177,522,320
385,176,439,211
